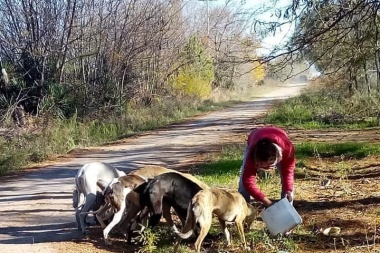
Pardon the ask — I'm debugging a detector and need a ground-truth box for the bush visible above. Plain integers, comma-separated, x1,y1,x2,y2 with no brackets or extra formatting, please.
170,67,212,99
170,35,214,99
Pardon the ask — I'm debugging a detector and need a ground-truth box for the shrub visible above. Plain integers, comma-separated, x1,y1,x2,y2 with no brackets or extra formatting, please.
170,35,214,99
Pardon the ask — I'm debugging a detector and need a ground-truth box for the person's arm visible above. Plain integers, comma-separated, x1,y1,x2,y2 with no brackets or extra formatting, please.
242,154,268,205
280,146,296,194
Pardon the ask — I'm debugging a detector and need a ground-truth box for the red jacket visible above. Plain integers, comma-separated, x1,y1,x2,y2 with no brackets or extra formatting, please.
242,127,295,202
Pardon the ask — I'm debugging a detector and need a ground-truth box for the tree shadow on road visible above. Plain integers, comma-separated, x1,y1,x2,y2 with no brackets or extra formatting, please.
0,222,82,244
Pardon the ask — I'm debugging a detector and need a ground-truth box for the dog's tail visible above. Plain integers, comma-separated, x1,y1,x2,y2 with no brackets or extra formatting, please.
174,201,197,239
72,188,79,208
73,175,86,209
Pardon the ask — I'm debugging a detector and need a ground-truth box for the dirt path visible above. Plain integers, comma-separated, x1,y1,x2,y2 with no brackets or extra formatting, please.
0,83,307,253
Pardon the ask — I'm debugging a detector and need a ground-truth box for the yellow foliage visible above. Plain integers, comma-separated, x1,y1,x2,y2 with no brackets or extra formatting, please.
252,62,265,82
170,67,212,99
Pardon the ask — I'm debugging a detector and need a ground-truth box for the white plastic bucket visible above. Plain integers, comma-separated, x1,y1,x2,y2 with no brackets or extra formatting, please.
260,198,302,235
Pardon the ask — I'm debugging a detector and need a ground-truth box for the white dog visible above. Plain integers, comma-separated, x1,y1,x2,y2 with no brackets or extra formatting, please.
73,162,126,234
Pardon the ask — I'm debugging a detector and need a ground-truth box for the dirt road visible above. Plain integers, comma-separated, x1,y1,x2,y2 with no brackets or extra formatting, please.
0,83,306,252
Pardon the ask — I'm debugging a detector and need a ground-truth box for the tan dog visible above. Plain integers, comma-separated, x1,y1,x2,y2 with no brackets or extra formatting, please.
173,188,257,252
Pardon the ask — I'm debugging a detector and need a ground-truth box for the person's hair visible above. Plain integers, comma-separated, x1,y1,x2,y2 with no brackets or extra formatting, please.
251,138,277,162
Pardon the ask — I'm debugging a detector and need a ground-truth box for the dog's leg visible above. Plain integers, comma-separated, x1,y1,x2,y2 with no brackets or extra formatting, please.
194,220,211,253
79,193,96,234
73,189,83,230
130,207,149,234
75,206,82,230
103,201,125,245
96,203,111,229
236,220,249,250
162,202,179,232
218,218,231,246
122,204,144,244
147,195,163,228
173,237,181,253
81,204,110,229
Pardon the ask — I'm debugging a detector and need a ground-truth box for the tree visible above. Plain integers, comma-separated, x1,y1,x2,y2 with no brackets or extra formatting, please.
258,0,380,94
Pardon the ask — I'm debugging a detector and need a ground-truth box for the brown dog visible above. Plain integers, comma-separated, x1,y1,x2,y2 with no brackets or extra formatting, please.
173,188,257,252
95,174,147,245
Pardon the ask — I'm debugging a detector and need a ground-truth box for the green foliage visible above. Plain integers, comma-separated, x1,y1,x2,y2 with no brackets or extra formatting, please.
265,102,314,126
170,36,214,99
138,228,158,253
170,67,213,99
0,137,28,175
38,83,76,118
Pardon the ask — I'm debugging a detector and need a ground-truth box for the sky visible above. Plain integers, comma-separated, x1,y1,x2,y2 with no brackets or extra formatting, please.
244,0,294,56
197,0,321,75
201,0,295,56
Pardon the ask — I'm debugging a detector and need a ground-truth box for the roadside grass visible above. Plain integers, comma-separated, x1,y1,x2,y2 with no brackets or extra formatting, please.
0,98,234,176
0,84,281,177
295,142,380,159
264,87,380,129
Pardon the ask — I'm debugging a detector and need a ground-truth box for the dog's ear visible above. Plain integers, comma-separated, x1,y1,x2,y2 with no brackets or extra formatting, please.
103,185,113,197
95,191,106,206
97,179,108,191
110,182,124,211
247,203,257,216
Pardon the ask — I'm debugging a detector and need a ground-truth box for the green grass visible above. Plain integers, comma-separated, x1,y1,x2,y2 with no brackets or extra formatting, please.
295,142,380,159
194,145,243,188
264,88,380,129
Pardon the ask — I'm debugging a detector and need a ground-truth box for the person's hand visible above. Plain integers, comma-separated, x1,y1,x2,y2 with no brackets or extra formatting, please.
262,197,273,208
285,191,293,202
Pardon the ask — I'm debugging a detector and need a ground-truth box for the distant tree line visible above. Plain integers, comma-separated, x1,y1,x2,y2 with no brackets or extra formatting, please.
0,0,264,123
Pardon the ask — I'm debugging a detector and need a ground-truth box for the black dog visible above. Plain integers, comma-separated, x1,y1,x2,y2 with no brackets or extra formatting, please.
122,172,203,238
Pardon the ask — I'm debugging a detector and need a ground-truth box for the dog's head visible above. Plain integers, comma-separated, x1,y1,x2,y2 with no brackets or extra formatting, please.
104,182,125,212
244,203,257,228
